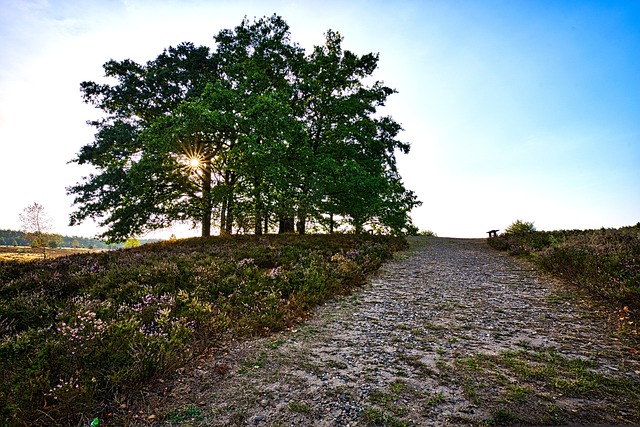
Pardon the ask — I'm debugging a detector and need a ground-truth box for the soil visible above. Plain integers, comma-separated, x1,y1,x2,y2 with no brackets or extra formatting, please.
120,237,640,426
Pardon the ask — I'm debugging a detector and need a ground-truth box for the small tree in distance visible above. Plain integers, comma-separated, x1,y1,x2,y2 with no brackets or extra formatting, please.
19,202,58,259
123,237,140,248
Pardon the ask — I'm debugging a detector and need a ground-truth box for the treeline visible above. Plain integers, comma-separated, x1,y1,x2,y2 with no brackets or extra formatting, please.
68,15,420,243
0,229,119,249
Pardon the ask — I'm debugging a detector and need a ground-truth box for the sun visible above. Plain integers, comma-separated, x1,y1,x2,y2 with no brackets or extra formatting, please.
177,141,207,175
187,156,201,169
183,154,205,175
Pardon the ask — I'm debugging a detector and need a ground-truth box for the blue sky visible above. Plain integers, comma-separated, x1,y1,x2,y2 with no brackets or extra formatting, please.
0,0,638,238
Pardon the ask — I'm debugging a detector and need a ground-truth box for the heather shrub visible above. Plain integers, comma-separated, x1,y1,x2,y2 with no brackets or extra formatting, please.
0,234,405,426
488,224,640,328
536,227,640,304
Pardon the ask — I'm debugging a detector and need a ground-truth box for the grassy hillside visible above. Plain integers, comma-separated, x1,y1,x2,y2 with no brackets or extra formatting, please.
488,224,640,337
0,234,406,426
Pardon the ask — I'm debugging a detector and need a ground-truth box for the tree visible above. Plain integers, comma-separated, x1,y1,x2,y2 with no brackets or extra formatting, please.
19,202,58,259
47,234,63,248
68,42,217,242
196,15,306,235
294,30,421,234
68,15,420,241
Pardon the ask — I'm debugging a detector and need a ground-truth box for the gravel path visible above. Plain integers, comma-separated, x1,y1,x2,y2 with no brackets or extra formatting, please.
131,237,640,426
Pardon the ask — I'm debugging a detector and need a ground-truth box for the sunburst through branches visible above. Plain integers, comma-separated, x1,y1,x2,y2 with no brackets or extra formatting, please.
177,142,207,176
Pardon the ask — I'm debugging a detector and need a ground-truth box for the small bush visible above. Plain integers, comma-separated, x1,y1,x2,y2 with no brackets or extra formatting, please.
505,220,537,235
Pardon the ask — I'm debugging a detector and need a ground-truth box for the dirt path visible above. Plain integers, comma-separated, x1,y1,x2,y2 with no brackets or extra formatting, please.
128,237,640,426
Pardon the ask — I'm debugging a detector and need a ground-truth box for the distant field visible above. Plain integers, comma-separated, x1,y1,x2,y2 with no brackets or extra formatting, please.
0,245,103,262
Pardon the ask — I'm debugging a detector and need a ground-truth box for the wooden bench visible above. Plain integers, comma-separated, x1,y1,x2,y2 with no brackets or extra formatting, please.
486,229,499,238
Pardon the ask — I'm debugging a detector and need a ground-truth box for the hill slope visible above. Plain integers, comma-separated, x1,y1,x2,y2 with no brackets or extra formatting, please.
0,234,406,426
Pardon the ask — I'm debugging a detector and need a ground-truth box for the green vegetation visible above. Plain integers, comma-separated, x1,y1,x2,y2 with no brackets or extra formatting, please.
364,378,447,424
362,406,409,427
369,388,409,417
503,219,536,235
453,347,640,425
122,237,140,248
0,234,406,426
69,15,420,242
166,406,204,424
425,391,445,406
488,223,640,333
287,400,311,413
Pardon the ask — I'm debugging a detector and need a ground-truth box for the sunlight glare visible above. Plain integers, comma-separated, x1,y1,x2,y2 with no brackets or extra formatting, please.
188,157,201,169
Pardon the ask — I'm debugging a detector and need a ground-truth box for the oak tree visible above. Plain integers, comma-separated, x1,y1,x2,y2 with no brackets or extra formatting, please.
68,15,420,241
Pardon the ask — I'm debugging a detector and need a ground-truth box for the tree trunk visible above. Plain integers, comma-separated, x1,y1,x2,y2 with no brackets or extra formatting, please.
254,215,263,235
220,195,227,236
220,170,234,236
201,158,212,237
254,191,263,235
225,198,234,235
278,217,295,234
296,213,306,234
330,213,334,234
354,221,363,235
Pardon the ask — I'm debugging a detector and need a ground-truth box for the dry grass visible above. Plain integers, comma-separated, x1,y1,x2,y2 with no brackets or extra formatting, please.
0,246,103,262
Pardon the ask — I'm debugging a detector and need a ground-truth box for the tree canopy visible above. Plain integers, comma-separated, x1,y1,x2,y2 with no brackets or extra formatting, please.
68,15,421,242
